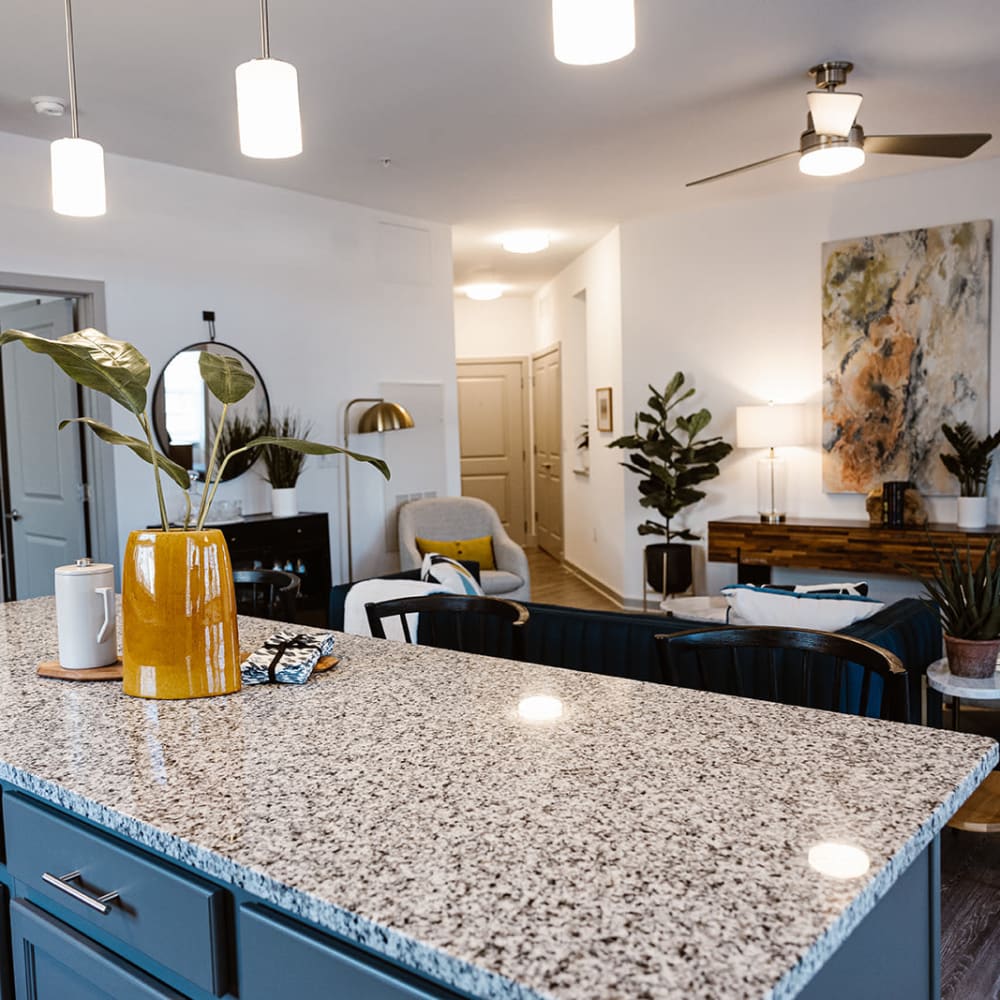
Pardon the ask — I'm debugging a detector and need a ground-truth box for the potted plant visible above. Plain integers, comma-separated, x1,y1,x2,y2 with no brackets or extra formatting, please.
908,537,1000,677
0,327,388,699
260,411,310,517
576,422,590,472
609,372,732,596
940,421,1000,530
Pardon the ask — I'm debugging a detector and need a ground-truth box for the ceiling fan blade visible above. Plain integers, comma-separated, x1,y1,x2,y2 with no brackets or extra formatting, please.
686,150,799,187
865,133,992,158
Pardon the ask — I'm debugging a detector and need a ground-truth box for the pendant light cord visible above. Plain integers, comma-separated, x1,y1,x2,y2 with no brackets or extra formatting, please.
259,0,270,58
63,0,80,138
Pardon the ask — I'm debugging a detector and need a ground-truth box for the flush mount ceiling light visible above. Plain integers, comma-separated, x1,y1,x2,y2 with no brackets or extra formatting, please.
51,0,106,217
500,231,551,254
464,283,505,301
552,0,635,66
235,0,302,159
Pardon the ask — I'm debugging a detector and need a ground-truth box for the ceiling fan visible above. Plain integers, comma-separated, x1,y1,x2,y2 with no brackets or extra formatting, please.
687,61,992,187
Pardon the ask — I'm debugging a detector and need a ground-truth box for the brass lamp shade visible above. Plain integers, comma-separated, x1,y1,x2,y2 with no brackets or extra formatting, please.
357,401,414,434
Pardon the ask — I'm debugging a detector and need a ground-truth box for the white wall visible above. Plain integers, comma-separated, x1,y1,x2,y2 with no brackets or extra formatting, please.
535,227,626,597
0,130,460,583
453,296,535,359
620,156,1000,602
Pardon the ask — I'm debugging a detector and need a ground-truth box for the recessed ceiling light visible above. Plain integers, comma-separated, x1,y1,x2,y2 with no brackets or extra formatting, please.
501,231,551,254
465,283,505,301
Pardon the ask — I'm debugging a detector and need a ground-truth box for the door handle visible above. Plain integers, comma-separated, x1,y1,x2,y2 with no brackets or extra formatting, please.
5,510,21,522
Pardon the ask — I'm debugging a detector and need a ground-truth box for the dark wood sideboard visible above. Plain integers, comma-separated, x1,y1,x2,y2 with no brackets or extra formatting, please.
220,513,331,623
708,516,1000,582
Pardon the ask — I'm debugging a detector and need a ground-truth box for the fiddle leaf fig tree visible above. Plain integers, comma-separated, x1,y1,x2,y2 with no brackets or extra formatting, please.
609,372,733,542
0,327,389,533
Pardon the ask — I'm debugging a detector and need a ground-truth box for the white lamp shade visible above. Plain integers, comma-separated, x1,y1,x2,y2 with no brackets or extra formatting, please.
552,0,635,65
235,58,303,159
799,144,865,177
806,91,863,138
51,137,106,217
736,404,809,449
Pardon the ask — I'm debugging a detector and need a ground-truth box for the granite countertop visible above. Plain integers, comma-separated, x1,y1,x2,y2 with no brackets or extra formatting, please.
0,597,996,1000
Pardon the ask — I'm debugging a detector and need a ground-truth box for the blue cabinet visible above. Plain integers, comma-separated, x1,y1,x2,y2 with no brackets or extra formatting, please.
10,900,183,999
240,904,463,1000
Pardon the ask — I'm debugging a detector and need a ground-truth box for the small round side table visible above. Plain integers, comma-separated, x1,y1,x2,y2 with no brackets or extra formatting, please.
926,658,1000,731
927,660,1000,834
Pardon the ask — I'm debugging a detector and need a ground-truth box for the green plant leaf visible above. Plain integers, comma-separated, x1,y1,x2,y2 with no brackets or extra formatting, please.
227,436,390,481
0,328,150,414
199,352,256,405
60,417,191,490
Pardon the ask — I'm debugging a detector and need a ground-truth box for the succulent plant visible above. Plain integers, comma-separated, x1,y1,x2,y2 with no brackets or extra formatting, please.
911,536,1000,640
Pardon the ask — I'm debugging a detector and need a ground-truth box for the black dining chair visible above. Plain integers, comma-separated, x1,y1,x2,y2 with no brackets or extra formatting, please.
365,594,529,661
233,570,301,622
654,626,910,723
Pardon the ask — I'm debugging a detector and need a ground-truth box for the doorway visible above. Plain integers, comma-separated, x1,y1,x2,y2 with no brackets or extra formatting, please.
456,358,530,544
532,344,563,560
0,273,117,599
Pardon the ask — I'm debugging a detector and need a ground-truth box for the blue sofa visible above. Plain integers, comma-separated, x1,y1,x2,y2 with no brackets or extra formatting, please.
329,576,941,725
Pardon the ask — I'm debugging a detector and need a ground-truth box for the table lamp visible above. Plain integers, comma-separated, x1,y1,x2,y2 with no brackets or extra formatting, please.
736,403,808,523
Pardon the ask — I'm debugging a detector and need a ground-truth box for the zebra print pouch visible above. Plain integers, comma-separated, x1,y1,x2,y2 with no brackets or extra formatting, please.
242,631,336,685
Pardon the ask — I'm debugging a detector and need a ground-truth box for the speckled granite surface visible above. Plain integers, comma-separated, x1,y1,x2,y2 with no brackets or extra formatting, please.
0,596,995,1000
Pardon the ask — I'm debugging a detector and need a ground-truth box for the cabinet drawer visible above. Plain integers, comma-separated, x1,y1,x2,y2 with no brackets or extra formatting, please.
4,794,228,996
239,904,465,1000
10,899,184,1000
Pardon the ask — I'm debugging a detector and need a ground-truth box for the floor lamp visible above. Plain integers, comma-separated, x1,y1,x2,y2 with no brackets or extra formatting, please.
736,403,807,523
343,397,415,581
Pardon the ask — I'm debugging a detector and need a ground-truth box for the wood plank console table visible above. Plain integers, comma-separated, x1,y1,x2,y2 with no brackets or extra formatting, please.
708,516,999,582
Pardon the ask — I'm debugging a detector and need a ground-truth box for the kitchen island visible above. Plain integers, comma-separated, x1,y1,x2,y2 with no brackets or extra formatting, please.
0,596,994,999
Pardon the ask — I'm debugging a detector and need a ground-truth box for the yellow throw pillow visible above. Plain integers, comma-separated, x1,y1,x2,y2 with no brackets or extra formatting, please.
415,534,496,571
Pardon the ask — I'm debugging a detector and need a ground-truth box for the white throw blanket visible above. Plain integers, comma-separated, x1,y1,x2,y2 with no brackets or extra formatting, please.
343,579,449,639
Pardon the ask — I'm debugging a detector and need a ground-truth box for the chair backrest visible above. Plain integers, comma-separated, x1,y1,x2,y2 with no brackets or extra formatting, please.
397,497,503,570
233,570,301,622
365,594,529,660
654,626,909,723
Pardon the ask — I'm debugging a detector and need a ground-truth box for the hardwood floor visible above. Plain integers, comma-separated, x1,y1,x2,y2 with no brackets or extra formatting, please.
527,547,619,611
526,547,1000,998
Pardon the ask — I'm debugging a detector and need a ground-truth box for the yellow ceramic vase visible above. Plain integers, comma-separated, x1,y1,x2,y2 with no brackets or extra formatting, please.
122,529,241,699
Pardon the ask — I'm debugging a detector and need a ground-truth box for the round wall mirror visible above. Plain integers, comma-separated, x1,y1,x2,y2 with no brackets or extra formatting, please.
152,342,270,483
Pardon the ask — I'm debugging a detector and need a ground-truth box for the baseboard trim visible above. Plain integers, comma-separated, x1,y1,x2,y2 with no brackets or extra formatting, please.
561,559,628,609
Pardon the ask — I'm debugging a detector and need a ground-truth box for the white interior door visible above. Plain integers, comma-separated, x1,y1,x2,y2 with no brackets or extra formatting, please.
0,299,88,598
457,359,528,544
532,345,563,559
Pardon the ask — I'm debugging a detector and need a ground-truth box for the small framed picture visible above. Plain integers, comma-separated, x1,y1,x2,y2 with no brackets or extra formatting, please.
596,387,613,432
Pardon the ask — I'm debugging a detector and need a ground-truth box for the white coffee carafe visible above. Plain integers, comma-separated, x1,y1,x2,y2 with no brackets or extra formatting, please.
54,559,117,669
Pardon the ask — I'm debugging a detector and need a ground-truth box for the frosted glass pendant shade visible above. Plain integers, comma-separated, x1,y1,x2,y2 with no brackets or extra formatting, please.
553,0,635,65
235,58,302,158
51,137,106,217
806,91,863,138
799,144,865,177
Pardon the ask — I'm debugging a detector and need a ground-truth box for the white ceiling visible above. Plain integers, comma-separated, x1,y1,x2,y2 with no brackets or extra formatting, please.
2,0,999,294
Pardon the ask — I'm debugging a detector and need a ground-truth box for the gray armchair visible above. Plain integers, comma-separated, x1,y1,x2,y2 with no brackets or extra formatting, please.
398,497,531,601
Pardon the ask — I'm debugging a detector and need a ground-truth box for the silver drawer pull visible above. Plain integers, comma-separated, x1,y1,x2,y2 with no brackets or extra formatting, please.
42,870,120,915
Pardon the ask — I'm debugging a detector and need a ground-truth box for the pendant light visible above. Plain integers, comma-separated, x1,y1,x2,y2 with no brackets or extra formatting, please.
553,0,636,66
51,0,106,217
235,0,302,158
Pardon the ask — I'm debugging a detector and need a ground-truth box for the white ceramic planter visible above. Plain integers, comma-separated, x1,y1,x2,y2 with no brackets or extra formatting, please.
956,496,988,530
271,487,299,519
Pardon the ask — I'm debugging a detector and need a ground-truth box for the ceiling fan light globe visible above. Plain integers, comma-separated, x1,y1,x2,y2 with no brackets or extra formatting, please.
552,0,635,65
806,91,863,138
799,144,865,177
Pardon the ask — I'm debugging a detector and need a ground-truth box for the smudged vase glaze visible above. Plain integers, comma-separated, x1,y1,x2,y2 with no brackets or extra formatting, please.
122,529,241,699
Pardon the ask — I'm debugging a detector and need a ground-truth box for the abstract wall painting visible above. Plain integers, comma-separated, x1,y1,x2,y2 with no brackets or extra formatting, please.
822,219,992,495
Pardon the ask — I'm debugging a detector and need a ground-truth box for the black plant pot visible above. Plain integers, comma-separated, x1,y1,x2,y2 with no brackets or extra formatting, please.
644,543,693,596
